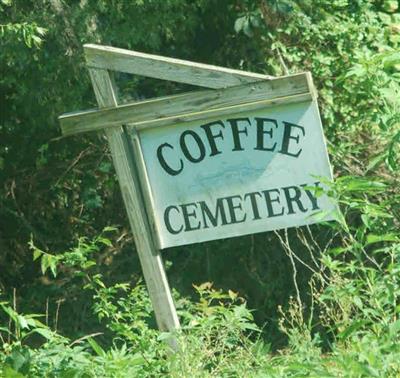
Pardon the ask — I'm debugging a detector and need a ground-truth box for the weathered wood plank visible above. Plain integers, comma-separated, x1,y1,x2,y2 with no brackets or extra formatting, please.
84,44,274,89
127,126,162,249
88,68,180,348
60,73,313,136
131,93,312,131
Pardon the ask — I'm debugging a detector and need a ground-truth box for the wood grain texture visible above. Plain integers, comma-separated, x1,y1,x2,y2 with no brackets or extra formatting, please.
127,126,162,249
88,68,180,348
60,73,312,136
130,93,312,131
84,44,274,89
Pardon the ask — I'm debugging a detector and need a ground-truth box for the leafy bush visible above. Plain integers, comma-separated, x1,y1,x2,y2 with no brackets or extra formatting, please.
2,179,400,376
1,0,400,376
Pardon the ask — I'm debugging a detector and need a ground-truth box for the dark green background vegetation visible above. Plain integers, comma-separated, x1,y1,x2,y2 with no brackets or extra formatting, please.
1,0,400,376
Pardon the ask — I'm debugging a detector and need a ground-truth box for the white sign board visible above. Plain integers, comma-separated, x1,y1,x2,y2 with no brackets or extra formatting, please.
130,99,335,249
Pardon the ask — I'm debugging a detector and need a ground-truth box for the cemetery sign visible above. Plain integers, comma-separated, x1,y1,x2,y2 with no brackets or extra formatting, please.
128,97,334,249
59,44,335,346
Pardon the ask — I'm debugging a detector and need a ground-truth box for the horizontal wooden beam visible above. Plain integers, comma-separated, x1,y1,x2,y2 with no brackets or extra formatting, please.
60,73,314,136
130,93,312,131
84,44,274,89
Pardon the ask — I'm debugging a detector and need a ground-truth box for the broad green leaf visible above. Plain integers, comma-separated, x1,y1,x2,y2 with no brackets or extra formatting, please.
365,233,399,245
383,51,400,69
366,152,387,172
98,237,112,247
31,327,54,340
2,365,25,378
49,260,57,278
103,226,117,232
0,326,11,334
338,320,367,340
1,303,18,322
129,353,146,365
389,319,400,336
234,16,246,33
87,337,106,357
344,178,386,192
17,315,28,329
40,255,49,275
228,290,238,300
32,249,42,261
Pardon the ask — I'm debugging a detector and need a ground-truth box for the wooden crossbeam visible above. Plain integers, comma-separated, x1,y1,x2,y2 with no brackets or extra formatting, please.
84,44,274,89
60,72,314,136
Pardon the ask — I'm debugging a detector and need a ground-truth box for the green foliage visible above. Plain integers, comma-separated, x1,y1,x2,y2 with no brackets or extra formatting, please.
0,22,46,48
272,175,400,376
1,0,400,376
2,222,400,377
0,276,268,377
29,227,116,278
0,302,54,346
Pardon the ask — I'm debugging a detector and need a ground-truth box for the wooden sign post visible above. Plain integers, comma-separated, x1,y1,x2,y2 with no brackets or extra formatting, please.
59,44,335,349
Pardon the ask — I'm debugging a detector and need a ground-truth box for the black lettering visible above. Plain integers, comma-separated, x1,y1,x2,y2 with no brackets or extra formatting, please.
200,121,225,156
255,118,278,151
199,199,228,228
262,189,284,217
301,182,321,210
164,206,183,234
279,121,305,158
244,192,262,220
157,143,183,176
180,130,206,163
227,117,251,151
282,185,307,214
180,203,201,231
225,195,246,224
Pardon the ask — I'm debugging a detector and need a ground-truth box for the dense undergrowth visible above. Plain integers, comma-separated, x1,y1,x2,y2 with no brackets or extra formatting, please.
1,174,400,377
1,0,400,376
